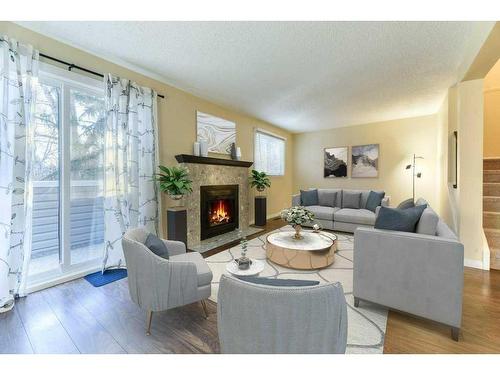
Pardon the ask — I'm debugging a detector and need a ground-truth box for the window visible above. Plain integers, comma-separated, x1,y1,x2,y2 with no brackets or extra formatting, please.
254,129,286,176
28,63,105,288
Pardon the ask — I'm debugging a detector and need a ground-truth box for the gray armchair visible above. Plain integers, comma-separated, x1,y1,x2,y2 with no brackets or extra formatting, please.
122,227,212,334
217,275,348,353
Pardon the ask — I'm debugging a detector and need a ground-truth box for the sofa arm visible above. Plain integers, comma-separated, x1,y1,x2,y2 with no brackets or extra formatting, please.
353,227,464,328
162,239,186,256
292,194,301,206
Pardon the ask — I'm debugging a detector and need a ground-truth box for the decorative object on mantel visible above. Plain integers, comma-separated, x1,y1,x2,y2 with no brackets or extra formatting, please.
196,111,236,154
199,140,209,157
280,206,315,240
405,153,424,203
155,165,193,202
230,143,237,160
193,141,200,156
175,154,253,168
250,170,271,227
236,147,242,160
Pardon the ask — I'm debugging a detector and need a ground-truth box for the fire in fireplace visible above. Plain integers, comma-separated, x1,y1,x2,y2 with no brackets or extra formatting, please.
200,185,239,240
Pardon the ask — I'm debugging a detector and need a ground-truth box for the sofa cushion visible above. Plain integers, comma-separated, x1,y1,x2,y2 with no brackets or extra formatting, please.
169,252,213,286
365,191,385,212
317,189,338,207
374,205,426,233
307,205,339,221
397,198,415,209
144,233,170,259
436,220,459,240
334,208,376,225
416,206,439,235
239,276,320,287
300,189,319,206
342,191,361,209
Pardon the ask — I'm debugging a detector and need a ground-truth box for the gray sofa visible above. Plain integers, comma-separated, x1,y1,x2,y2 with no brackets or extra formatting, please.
292,189,390,233
217,275,348,353
353,198,464,340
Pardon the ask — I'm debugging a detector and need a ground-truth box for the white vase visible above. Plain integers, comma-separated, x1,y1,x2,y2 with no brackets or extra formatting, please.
193,142,200,156
236,147,242,160
200,140,209,157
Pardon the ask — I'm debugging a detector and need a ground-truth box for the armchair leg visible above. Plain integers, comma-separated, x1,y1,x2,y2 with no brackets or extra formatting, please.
354,297,360,308
451,327,460,341
146,310,153,335
200,299,209,319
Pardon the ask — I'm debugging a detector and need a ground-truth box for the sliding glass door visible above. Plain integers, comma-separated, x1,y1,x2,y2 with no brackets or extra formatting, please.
28,65,105,289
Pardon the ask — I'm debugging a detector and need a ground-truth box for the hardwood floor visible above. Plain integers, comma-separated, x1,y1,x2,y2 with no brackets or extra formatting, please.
1,218,499,354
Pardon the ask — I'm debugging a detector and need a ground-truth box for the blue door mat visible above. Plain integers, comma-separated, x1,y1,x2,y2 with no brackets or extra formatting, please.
84,269,127,287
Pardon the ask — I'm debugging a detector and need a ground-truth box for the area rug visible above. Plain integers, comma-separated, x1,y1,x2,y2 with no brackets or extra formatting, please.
205,225,388,354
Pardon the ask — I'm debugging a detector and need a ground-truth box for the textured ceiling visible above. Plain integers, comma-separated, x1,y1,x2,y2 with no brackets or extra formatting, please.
17,21,494,133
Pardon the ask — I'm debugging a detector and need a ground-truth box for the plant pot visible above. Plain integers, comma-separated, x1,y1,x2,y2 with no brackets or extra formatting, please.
293,224,303,240
256,186,265,193
169,194,184,201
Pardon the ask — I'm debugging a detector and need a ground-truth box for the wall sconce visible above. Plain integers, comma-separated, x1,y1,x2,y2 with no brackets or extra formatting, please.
405,154,424,203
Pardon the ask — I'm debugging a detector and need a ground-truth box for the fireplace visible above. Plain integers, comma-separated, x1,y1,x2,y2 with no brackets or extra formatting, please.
200,185,239,240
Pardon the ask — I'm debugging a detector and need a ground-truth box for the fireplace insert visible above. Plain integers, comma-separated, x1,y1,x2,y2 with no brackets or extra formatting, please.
200,185,239,240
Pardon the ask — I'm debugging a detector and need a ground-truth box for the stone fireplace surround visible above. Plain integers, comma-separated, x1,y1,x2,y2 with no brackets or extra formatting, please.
176,155,252,249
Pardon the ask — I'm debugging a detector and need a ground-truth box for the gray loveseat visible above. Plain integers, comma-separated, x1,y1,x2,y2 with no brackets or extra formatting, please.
292,189,390,233
353,198,464,340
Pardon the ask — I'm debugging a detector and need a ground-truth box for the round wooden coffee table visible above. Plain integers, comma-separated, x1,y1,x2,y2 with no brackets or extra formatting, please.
266,230,336,270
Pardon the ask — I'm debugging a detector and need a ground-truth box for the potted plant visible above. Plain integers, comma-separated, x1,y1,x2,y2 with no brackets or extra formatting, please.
250,170,271,226
250,170,271,194
280,206,315,239
155,165,193,201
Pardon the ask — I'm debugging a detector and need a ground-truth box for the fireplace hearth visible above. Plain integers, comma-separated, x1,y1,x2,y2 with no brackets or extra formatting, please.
200,185,239,240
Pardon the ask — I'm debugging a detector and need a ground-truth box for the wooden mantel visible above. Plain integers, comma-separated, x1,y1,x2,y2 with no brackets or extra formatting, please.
175,154,253,168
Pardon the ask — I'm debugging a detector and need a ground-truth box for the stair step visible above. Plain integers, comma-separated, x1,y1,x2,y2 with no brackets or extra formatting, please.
491,248,500,270
484,211,500,229
484,183,500,196
484,170,500,183
485,228,500,249
483,196,500,211
484,158,500,171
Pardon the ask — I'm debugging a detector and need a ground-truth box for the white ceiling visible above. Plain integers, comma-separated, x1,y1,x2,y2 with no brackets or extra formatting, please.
17,21,494,133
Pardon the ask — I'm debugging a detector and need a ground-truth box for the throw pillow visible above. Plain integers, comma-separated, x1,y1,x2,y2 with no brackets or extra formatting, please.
374,205,427,233
300,189,319,206
144,233,170,259
342,191,361,209
365,191,386,212
397,198,415,209
416,207,439,236
239,276,320,287
318,190,337,207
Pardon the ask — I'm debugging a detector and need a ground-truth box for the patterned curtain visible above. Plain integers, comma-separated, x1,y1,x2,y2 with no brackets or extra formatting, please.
102,74,159,271
0,36,39,312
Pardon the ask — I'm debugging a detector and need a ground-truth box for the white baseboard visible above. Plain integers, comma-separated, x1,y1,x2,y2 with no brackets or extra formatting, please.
464,258,488,270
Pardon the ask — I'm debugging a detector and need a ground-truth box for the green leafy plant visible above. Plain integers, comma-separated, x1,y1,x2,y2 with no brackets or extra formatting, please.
250,169,271,192
155,166,193,199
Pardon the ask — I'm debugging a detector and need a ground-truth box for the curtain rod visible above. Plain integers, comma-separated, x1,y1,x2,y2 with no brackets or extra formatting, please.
39,53,166,99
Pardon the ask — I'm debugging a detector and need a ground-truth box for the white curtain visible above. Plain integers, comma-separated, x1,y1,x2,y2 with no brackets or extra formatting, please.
0,36,39,312
102,74,159,271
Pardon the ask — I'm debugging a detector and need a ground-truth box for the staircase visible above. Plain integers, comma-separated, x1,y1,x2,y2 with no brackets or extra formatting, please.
484,158,500,270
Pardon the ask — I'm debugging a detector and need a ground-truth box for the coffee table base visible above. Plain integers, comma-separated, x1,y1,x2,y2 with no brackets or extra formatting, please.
266,241,336,270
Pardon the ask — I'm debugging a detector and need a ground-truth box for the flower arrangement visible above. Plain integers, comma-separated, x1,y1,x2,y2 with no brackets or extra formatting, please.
280,206,315,239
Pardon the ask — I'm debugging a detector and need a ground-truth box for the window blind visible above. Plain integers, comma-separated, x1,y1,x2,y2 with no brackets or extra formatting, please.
254,130,285,176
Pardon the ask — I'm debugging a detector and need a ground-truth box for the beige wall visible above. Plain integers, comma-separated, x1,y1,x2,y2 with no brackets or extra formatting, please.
0,21,294,236
484,59,500,158
293,115,440,210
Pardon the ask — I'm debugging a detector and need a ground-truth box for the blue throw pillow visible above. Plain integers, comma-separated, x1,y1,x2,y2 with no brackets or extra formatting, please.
300,189,319,206
144,233,169,259
365,191,385,212
374,205,427,233
239,276,320,287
